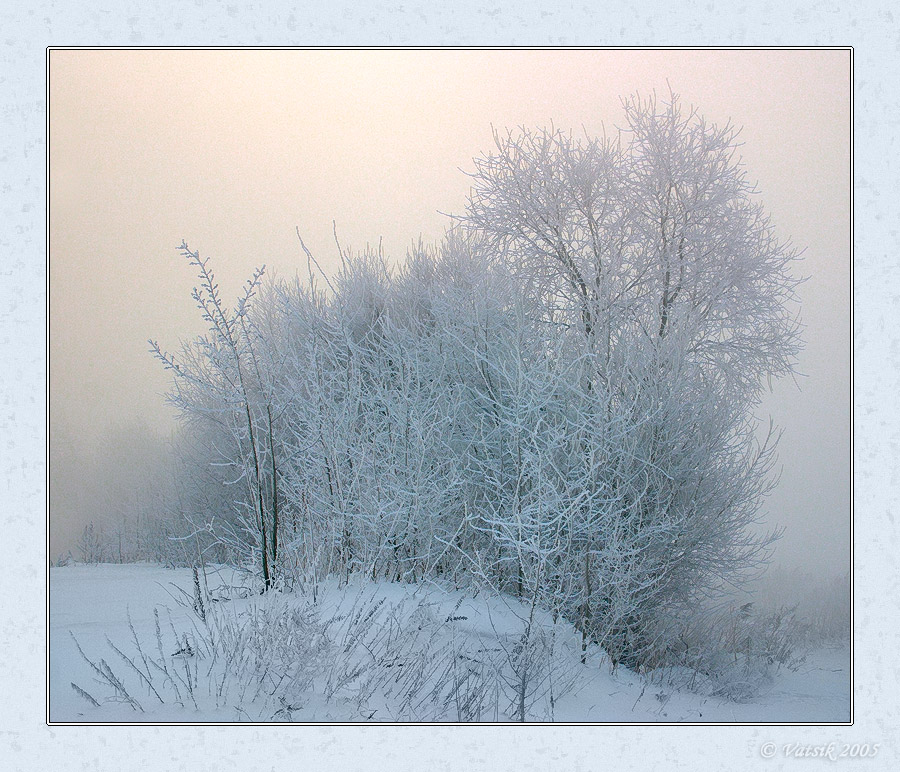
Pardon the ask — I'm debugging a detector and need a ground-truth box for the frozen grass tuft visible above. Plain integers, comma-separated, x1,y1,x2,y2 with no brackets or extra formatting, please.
68,577,580,722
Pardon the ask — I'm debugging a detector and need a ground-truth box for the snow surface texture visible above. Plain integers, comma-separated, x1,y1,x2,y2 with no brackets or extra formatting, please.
49,563,849,723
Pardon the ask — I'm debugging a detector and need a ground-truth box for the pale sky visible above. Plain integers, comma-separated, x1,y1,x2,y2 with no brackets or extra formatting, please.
49,49,850,573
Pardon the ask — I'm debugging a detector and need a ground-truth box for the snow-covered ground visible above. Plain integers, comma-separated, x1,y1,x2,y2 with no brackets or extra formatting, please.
49,563,850,723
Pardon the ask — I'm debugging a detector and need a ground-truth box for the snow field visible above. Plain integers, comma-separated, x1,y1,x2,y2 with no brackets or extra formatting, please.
49,563,850,723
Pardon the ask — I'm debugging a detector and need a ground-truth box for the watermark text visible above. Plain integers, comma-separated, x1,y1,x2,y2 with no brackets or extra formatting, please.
760,742,880,761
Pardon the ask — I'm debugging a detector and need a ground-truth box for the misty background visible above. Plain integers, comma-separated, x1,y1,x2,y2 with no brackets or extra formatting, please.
49,50,849,590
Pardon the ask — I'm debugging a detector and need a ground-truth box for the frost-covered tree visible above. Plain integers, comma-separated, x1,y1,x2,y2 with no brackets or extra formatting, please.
461,91,802,665
150,243,281,589
77,521,105,564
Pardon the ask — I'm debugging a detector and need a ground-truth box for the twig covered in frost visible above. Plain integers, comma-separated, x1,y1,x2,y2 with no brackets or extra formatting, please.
70,682,101,708
105,635,165,704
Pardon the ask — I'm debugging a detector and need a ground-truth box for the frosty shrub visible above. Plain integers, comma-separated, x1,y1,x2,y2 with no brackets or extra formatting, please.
643,601,809,702
150,91,802,671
